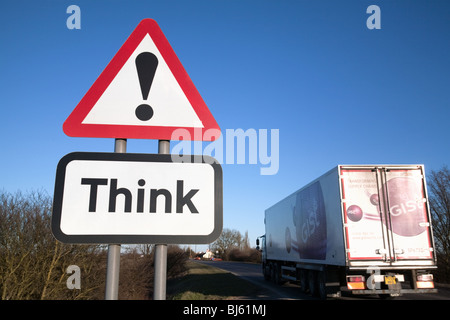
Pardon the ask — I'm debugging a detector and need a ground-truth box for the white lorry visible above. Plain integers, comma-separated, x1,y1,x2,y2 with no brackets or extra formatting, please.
257,165,437,299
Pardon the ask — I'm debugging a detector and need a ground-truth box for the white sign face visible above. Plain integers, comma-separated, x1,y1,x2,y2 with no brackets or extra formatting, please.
52,152,222,244
81,34,203,128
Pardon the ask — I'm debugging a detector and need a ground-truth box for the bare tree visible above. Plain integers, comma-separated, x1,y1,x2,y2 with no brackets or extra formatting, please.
242,230,250,250
428,165,450,282
210,228,242,259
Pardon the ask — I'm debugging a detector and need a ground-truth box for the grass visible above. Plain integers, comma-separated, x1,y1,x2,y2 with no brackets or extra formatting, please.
166,260,262,300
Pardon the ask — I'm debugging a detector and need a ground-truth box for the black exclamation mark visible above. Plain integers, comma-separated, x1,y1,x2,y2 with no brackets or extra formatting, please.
135,52,158,121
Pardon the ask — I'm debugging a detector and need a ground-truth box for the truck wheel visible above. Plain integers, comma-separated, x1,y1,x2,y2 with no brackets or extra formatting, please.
317,271,327,300
270,263,277,284
308,271,317,297
300,270,308,293
269,263,274,281
263,263,270,280
272,263,281,285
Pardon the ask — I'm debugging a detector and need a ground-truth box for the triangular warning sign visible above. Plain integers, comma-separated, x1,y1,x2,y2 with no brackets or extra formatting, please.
63,19,220,141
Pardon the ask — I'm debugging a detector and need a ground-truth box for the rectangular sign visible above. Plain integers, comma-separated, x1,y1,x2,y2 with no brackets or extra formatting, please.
52,152,222,244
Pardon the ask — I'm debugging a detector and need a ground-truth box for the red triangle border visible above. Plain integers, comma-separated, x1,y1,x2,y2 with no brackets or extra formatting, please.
63,19,220,141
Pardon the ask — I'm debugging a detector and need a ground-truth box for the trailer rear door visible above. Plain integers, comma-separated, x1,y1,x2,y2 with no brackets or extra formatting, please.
340,165,435,268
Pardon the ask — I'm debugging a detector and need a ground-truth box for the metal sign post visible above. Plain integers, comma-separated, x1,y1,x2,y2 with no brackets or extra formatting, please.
104,138,126,300
105,139,171,300
153,140,169,300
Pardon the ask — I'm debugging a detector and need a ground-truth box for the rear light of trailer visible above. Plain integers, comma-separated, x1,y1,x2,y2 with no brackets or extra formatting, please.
417,274,434,289
347,275,366,290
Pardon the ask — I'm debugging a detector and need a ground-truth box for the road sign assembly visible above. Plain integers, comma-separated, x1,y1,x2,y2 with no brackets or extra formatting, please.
55,18,223,300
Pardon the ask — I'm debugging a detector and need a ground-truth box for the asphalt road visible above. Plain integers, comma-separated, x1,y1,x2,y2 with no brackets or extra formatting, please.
196,260,450,300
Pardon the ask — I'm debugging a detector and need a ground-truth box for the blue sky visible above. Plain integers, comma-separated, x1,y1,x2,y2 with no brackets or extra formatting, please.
1,1,449,249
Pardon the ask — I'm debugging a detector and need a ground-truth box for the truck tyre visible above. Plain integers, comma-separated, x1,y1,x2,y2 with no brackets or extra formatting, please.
269,263,274,281
299,269,308,293
272,263,281,285
308,271,317,297
317,271,327,300
270,263,276,284
263,263,270,281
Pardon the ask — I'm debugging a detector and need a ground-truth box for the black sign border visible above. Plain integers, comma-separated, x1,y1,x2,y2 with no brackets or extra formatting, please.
52,152,223,244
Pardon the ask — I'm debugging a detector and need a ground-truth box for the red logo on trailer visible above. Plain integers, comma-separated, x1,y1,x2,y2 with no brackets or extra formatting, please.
63,19,220,141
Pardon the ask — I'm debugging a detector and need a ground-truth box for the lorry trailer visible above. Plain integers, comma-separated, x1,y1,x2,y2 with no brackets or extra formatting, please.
257,165,437,299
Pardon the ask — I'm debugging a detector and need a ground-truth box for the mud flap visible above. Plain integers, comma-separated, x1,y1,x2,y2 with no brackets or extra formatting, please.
387,282,402,297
